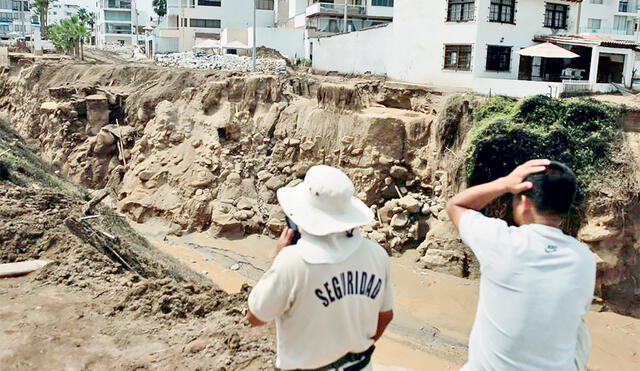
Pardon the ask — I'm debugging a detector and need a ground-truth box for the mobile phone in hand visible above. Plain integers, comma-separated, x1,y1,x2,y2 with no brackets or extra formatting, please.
285,217,302,244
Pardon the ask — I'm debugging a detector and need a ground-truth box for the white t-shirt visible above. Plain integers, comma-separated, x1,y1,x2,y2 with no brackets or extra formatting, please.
459,211,596,371
248,234,394,370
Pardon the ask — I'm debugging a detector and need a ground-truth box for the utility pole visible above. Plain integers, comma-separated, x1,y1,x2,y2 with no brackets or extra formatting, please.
20,0,26,38
132,0,138,46
252,0,256,71
343,1,348,33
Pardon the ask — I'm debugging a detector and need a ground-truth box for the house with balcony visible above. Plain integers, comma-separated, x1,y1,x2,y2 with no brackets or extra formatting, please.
48,2,80,25
303,0,394,35
149,0,277,54
312,0,638,97
0,0,39,40
580,0,640,42
96,0,136,47
278,0,394,35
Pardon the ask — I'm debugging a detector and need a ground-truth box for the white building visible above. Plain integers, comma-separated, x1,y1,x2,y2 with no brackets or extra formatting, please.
0,0,39,39
580,0,640,42
151,0,277,53
48,2,81,25
278,0,394,35
96,0,136,46
312,0,638,97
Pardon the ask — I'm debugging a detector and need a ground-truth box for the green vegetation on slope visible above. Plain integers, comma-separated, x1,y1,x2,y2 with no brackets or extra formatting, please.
0,121,84,197
466,95,621,202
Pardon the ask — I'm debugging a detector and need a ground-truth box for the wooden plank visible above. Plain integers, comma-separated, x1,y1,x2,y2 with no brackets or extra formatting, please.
0,260,51,278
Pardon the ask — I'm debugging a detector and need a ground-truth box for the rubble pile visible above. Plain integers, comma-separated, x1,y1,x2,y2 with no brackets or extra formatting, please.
155,52,289,74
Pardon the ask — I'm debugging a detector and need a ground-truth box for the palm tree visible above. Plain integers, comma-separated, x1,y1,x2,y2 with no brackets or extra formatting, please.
153,0,166,18
67,16,91,60
49,16,90,60
32,0,58,39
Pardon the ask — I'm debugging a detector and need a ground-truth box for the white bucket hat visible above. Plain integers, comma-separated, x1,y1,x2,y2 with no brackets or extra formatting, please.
276,165,374,236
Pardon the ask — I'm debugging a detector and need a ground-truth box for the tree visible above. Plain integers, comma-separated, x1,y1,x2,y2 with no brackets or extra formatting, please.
32,0,58,39
153,0,167,17
49,16,91,60
77,8,95,29
77,7,95,45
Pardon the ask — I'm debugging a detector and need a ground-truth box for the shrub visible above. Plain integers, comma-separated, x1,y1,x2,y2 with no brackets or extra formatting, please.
466,95,620,202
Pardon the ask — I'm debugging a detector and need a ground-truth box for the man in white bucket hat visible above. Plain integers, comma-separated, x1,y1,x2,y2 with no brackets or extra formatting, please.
247,165,394,370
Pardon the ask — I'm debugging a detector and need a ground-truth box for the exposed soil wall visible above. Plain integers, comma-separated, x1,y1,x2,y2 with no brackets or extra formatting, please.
1,62,638,317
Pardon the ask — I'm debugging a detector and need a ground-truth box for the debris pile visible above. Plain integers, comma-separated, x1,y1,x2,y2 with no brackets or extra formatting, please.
155,52,289,74
0,121,276,368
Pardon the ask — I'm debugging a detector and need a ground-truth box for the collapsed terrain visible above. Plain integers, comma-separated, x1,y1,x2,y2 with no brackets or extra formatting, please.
0,58,638,317
0,121,275,369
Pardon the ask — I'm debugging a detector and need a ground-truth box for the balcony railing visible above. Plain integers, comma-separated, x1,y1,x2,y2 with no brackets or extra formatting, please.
103,0,131,9
307,2,367,17
580,26,635,36
307,16,390,34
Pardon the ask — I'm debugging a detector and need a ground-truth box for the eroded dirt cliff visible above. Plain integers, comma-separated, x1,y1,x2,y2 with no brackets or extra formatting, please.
1,61,638,316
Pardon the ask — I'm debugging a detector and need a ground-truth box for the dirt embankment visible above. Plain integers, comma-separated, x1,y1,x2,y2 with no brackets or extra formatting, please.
0,121,275,369
0,62,638,316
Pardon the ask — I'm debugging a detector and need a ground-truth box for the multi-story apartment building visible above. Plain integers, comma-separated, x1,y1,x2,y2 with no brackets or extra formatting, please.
580,0,640,42
278,0,393,35
96,0,136,47
312,0,637,96
0,0,38,39
48,2,81,25
153,0,277,52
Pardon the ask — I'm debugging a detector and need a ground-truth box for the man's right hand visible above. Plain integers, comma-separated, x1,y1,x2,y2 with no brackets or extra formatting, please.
500,159,551,195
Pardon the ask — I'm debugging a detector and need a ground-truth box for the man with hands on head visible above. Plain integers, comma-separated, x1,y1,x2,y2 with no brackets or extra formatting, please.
247,165,394,371
447,159,596,371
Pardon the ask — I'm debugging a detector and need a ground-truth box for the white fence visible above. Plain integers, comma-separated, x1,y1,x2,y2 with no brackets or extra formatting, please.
312,25,390,75
156,37,180,54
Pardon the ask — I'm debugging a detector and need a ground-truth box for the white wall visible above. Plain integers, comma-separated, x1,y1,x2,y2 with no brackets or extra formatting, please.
366,0,394,18
312,24,390,75
386,0,477,88
580,0,638,41
182,0,275,30
250,26,305,60
288,0,306,19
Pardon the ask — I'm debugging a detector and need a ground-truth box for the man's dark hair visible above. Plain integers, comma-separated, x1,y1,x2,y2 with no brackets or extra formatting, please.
523,161,577,216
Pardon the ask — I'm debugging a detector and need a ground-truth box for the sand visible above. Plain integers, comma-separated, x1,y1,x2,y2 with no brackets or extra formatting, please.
132,221,640,370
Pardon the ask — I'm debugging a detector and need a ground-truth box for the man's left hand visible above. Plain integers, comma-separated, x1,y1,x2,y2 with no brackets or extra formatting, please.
275,228,294,256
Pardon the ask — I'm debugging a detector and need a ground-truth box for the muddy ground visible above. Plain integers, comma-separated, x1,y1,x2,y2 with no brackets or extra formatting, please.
0,123,275,370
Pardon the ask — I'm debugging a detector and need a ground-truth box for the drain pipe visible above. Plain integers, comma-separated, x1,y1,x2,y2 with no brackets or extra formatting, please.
575,1,582,35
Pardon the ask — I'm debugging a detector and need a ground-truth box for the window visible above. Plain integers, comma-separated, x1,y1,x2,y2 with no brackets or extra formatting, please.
619,1,629,12
0,24,8,31
444,45,472,71
614,15,628,31
0,0,10,9
489,0,515,23
0,12,17,21
256,0,274,10
486,45,511,71
12,0,27,11
587,18,601,29
590,0,603,4
197,0,220,6
544,3,568,29
372,0,394,6
447,0,475,22
190,18,221,28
